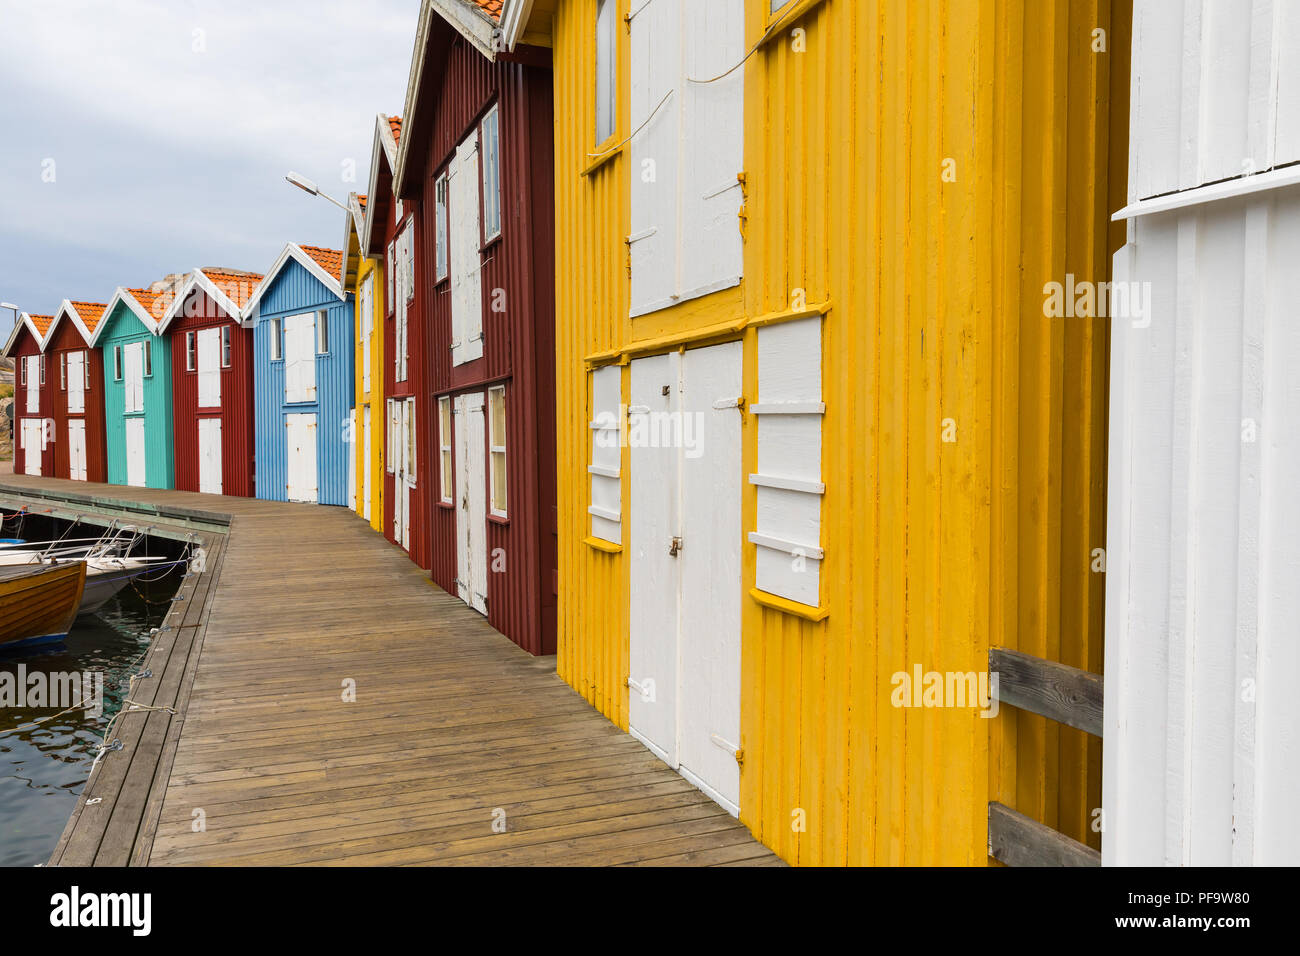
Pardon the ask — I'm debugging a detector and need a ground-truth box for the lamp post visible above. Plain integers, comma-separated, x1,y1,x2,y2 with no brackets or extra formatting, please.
0,302,18,340
284,172,348,212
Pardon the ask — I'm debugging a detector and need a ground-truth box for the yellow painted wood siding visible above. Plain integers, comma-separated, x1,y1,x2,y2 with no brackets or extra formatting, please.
353,256,385,531
549,0,1129,865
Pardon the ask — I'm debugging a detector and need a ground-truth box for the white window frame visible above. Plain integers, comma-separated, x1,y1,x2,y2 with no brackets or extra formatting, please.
438,395,453,503
59,352,66,390
435,171,450,282
316,309,329,354
143,341,152,377
488,385,507,517
588,364,622,545
595,0,616,145
270,317,282,361
386,398,396,474
38,353,44,385
185,331,196,371
220,325,231,367
113,345,122,381
481,104,502,243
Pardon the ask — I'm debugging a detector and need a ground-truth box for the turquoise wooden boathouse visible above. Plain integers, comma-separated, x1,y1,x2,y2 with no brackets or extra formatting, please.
95,285,175,488
242,243,353,506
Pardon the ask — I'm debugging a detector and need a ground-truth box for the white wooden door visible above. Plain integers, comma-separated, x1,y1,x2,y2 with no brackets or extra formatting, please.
394,399,414,550
198,418,222,495
125,417,146,488
284,313,317,403
67,352,85,414
677,342,742,812
455,392,487,614
362,405,372,521
628,352,681,766
627,343,743,815
392,400,405,545
346,408,357,512
449,132,483,366
197,328,221,409
286,412,318,503
124,342,144,413
22,419,42,475
67,419,87,481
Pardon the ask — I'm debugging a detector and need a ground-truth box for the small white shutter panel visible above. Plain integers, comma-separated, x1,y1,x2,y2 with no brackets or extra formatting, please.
25,357,38,413
361,272,373,393
588,364,622,544
749,317,825,607
628,0,681,317
197,328,221,408
681,0,745,301
284,313,316,403
450,132,483,366
67,352,85,413
124,342,144,413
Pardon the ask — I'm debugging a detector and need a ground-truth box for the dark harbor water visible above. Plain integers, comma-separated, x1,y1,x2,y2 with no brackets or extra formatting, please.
0,573,180,867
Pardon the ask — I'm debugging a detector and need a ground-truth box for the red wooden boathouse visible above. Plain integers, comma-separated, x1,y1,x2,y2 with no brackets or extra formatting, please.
4,313,54,477
392,0,557,655
45,300,109,482
158,268,261,497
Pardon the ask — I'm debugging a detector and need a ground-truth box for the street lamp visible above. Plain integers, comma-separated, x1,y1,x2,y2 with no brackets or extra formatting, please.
0,302,19,340
285,172,348,212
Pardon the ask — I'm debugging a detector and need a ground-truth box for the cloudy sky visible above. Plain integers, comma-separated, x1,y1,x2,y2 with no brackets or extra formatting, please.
0,0,420,334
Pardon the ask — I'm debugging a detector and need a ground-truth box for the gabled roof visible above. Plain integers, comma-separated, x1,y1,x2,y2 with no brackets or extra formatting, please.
394,0,504,195
240,242,346,323
1,313,51,358
44,300,108,350
342,192,369,290
157,267,263,333
96,286,173,343
361,113,402,256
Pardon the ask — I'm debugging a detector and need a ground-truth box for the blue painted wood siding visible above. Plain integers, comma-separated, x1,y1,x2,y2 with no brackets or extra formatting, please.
251,259,355,506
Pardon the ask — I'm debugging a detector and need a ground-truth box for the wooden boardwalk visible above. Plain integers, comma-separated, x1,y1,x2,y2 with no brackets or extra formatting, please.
0,472,780,866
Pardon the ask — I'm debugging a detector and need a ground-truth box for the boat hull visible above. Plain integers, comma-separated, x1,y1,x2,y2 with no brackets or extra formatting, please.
0,562,87,650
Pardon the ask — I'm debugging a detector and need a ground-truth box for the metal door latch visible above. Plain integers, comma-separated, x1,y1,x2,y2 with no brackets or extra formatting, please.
668,536,682,556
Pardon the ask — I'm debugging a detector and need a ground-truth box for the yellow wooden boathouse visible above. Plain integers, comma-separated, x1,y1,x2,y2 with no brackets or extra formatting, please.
502,0,1131,864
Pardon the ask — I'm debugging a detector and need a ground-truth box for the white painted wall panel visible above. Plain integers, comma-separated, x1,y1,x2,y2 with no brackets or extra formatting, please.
589,364,622,544
1105,186,1300,866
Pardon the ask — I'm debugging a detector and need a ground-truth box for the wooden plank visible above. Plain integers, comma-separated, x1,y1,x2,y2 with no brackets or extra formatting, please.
987,801,1100,868
989,647,1104,737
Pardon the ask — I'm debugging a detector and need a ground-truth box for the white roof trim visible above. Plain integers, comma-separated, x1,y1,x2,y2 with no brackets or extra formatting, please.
1113,164,1300,221
240,242,345,325
43,300,98,351
156,268,245,334
360,113,400,255
1,312,44,358
95,287,163,345
342,192,368,287
394,0,501,196
500,0,533,52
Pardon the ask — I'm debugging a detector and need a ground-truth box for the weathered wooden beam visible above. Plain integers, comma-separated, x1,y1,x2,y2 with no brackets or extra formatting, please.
989,647,1103,737
988,801,1100,867
0,484,231,540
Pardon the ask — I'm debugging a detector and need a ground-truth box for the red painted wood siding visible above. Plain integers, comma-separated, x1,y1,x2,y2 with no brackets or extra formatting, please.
11,327,54,475
169,290,256,497
401,22,556,655
46,318,107,483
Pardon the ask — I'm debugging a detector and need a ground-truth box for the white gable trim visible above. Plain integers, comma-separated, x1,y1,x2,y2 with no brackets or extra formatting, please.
342,192,368,286
42,300,97,352
360,113,401,255
94,288,162,345
240,243,345,325
1,312,46,358
156,268,244,334
500,0,533,52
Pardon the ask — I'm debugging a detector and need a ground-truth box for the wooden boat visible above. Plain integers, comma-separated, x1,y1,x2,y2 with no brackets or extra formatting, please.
0,562,87,650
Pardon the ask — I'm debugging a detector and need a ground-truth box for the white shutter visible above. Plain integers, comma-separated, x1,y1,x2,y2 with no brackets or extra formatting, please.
588,364,622,544
628,0,681,317
25,357,38,413
361,272,373,393
67,352,85,413
124,342,144,413
680,0,745,302
197,328,221,408
283,313,316,403
450,131,483,366
749,317,824,607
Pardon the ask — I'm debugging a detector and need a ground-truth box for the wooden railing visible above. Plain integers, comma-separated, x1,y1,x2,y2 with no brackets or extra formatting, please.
987,647,1103,867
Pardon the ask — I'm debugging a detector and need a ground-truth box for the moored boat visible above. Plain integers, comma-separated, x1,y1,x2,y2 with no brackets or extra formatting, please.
0,562,87,650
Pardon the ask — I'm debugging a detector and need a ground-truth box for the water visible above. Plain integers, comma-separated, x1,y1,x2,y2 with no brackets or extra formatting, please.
0,573,180,867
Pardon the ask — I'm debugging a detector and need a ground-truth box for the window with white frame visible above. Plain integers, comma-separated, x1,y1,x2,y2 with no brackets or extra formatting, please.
588,364,622,544
438,396,453,503
143,341,152,377
488,385,507,516
220,326,231,367
386,398,396,474
629,0,745,317
316,309,329,354
82,351,91,390
59,353,66,390
386,238,395,312
481,105,501,242
748,317,825,607
435,172,449,282
270,317,282,361
395,224,410,382
38,354,44,385
595,0,616,144
186,331,196,371
113,346,123,381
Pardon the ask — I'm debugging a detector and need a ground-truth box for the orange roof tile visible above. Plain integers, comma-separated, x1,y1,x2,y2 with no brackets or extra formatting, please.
471,0,502,22
300,245,343,280
357,194,369,210
199,268,264,310
126,288,172,323
69,301,108,335
29,314,53,336
388,115,402,148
